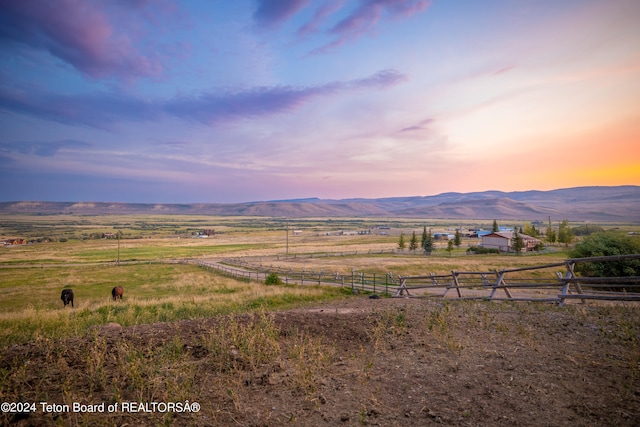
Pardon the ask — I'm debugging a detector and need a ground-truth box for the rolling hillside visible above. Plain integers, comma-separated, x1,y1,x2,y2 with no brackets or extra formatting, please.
1,186,639,221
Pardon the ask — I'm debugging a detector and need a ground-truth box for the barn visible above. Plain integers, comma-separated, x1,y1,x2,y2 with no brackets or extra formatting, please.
481,232,541,252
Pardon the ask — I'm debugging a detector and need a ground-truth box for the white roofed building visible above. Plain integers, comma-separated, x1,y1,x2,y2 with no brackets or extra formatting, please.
481,232,541,252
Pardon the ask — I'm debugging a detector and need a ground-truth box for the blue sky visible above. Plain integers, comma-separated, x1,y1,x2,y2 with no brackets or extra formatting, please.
1,0,639,203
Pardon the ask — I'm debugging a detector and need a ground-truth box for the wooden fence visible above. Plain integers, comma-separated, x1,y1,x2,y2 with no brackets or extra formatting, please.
395,254,640,305
201,254,640,305
186,258,400,294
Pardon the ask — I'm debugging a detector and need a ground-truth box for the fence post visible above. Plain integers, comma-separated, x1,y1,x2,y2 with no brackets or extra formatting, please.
451,270,462,298
489,271,503,300
562,260,585,305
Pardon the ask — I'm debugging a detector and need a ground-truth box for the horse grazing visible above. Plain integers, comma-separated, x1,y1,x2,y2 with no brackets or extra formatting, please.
112,286,124,301
61,289,74,308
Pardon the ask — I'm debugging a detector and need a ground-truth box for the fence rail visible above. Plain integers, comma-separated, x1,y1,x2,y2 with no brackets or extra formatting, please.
394,254,640,305
206,254,640,305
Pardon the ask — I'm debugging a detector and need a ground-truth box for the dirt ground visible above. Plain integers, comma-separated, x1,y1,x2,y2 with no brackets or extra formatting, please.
2,297,639,426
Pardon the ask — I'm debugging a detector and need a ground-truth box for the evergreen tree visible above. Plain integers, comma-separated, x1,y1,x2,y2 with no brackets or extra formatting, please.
512,230,524,253
492,219,499,232
422,229,434,254
454,230,462,247
398,233,406,250
446,239,454,256
524,222,540,237
546,218,557,243
421,226,428,248
558,219,573,246
409,231,418,251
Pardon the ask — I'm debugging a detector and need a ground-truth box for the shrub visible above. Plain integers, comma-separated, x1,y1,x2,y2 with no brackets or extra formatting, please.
466,246,499,255
572,224,604,236
570,232,640,291
265,272,283,286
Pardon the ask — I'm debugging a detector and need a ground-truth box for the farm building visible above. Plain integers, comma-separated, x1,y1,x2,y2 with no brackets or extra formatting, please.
433,233,455,240
481,232,541,252
2,238,27,246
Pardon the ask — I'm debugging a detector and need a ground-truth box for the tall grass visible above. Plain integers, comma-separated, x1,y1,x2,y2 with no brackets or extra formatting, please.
0,264,349,347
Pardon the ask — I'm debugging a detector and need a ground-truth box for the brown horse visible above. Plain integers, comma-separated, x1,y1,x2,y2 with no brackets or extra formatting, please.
111,286,124,301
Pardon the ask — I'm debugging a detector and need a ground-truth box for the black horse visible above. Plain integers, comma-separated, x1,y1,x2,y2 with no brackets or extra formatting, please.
61,289,74,308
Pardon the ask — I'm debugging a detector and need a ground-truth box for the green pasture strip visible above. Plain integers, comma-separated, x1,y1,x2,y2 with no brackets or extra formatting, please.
0,258,65,266
72,243,261,262
0,242,270,265
0,263,349,347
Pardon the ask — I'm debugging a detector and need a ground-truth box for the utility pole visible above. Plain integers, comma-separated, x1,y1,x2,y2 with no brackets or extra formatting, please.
285,219,289,258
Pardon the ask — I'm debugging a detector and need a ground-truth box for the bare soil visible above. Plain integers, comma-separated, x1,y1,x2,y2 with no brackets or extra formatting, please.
2,297,639,426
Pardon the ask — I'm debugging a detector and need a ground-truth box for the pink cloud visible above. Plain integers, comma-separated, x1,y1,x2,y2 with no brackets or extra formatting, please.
0,0,161,80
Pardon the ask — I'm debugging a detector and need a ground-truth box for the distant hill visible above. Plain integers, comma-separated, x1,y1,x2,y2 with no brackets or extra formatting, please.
1,186,639,221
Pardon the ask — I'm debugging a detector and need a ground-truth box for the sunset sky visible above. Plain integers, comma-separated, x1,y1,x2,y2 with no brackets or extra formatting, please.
1,0,639,203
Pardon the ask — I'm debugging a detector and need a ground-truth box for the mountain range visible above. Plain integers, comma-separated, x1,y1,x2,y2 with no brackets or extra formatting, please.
1,186,639,222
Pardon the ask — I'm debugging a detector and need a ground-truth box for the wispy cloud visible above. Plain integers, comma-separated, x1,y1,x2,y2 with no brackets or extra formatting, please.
0,85,158,130
0,0,162,81
253,0,309,28
0,69,406,128
315,0,431,53
297,0,344,37
399,118,434,133
166,68,406,125
1,139,92,158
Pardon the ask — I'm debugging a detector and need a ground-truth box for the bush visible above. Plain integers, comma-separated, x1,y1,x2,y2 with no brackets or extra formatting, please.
466,246,499,255
570,232,640,290
265,272,283,286
571,224,604,236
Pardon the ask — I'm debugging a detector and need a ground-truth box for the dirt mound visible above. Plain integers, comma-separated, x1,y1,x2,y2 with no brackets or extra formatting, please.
2,297,639,426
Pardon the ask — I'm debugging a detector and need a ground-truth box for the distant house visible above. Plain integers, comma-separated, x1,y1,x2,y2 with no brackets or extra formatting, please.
433,233,454,240
481,232,541,252
2,238,27,246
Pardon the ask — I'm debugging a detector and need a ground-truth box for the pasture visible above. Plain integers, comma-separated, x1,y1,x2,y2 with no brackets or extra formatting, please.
1,214,639,426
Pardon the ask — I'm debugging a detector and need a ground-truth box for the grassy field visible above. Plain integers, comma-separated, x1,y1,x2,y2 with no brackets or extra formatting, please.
0,262,351,347
0,213,635,347
1,214,639,426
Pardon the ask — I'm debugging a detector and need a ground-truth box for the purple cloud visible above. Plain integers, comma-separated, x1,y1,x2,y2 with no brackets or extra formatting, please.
0,85,158,130
399,118,433,133
253,0,309,28
297,1,344,37
165,69,407,125
315,0,431,53
0,0,161,80
0,69,405,128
